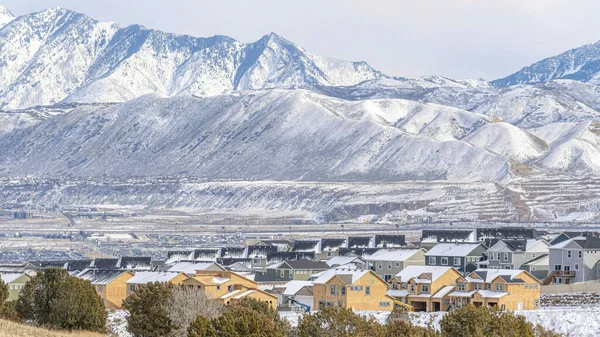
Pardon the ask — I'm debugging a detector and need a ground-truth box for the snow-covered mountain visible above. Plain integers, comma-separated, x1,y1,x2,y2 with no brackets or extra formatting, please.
0,4,13,27
0,90,510,182
0,6,383,109
493,41,600,86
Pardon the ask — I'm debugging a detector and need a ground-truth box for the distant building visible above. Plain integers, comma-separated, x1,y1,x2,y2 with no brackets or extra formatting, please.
425,243,486,273
0,273,32,301
76,269,134,309
365,249,426,281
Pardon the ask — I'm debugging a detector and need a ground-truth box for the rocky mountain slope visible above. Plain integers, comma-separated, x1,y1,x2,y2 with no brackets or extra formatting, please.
493,41,600,86
0,6,383,109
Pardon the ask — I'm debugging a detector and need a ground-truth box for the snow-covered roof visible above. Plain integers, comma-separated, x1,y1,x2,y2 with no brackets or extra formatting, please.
212,277,229,284
325,256,363,267
472,269,525,283
364,249,422,262
0,273,26,284
425,243,481,257
386,289,409,297
312,269,370,285
394,266,456,283
220,290,241,299
76,269,129,285
448,291,477,297
167,262,221,274
126,272,182,285
431,285,455,298
234,289,256,299
477,290,508,298
282,280,313,296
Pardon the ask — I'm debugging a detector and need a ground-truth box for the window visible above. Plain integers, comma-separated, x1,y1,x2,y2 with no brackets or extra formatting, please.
379,301,391,307
441,257,448,265
395,262,400,267
422,284,430,293
568,250,572,258
341,286,346,296
457,283,466,292
495,284,504,292
579,251,582,258
496,253,500,260
532,267,536,271
378,263,382,269
534,299,540,308
443,299,450,305
330,285,337,296
338,300,343,307
253,258,260,264
428,257,435,265
280,270,285,278
575,264,579,270
401,283,407,289
486,284,491,290
554,265,562,271
525,284,529,289
97,285,103,292
532,253,536,258
216,285,221,291
388,262,392,270
534,283,538,289
474,283,482,290
410,284,415,293
501,304,506,311
453,257,461,266
365,286,371,296
228,285,233,292
503,253,509,261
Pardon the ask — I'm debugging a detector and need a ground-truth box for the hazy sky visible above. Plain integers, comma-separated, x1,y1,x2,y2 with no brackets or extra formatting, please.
3,0,600,80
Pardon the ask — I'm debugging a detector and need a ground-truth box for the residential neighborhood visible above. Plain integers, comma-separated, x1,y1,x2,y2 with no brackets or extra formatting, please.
0,228,599,315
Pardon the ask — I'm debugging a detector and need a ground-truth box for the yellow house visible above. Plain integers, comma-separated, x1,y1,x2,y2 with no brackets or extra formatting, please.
182,270,277,309
387,266,463,312
76,269,134,309
125,271,188,295
312,269,395,311
448,269,541,311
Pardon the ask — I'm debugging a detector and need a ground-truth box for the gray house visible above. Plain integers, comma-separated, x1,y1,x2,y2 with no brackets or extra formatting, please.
521,254,549,280
548,235,600,284
485,239,549,270
364,249,426,282
425,243,486,274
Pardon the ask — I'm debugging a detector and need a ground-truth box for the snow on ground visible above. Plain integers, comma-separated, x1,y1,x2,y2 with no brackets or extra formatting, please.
281,307,600,337
107,310,131,337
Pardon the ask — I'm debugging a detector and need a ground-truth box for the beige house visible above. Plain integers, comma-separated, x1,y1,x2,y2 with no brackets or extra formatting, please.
0,273,32,301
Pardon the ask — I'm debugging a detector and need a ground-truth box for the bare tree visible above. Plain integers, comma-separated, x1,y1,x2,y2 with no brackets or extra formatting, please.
165,286,223,337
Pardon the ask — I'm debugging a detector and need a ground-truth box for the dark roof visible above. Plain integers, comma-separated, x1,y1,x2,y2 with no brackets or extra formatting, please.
503,239,527,252
285,260,330,270
321,238,346,250
293,240,320,251
266,252,315,263
119,257,152,269
347,237,371,248
522,254,549,265
473,271,487,280
66,260,93,272
374,234,405,248
500,275,525,284
93,258,119,269
421,229,474,242
574,235,600,249
338,248,380,257
477,227,536,240
77,269,128,285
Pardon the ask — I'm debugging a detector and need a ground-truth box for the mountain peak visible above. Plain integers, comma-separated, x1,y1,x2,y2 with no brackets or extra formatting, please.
0,3,15,27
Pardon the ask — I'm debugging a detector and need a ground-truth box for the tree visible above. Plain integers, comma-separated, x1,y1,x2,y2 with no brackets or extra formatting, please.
15,268,106,332
0,300,22,323
296,308,385,337
0,279,8,304
188,298,289,337
123,282,174,337
439,305,559,337
165,286,223,337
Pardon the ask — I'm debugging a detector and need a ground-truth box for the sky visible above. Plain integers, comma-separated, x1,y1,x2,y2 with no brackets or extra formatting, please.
3,0,600,80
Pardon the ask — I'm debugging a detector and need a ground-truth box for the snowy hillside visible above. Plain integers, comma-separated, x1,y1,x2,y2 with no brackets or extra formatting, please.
493,40,600,86
0,90,510,182
0,4,13,27
0,6,383,109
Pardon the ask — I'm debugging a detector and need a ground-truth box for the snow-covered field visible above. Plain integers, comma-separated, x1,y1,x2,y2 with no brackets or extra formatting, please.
279,307,600,337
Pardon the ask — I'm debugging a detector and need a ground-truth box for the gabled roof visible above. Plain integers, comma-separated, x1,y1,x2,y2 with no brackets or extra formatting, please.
425,243,482,257
395,266,457,283
126,272,183,284
312,269,370,285
282,280,313,296
471,269,526,283
76,269,130,285
522,254,549,265
364,249,423,262
167,262,223,274
0,273,28,284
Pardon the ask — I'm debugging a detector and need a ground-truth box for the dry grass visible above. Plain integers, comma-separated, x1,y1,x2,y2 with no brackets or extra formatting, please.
0,320,106,337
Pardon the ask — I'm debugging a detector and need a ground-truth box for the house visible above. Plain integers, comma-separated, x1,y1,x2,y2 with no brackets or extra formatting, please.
273,280,314,310
425,243,486,273
388,266,463,312
125,272,188,294
521,254,550,280
365,249,426,281
477,227,538,248
448,269,541,311
547,235,600,284
312,269,394,311
421,230,477,248
0,273,31,301
325,256,368,269
166,262,225,274
485,239,549,270
76,269,134,309
266,260,330,281
182,270,277,309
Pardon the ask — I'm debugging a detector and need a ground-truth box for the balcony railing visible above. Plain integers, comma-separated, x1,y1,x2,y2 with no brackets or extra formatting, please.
554,270,576,277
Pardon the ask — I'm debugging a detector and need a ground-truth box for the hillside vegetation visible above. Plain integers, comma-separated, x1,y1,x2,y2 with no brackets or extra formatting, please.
0,319,105,337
